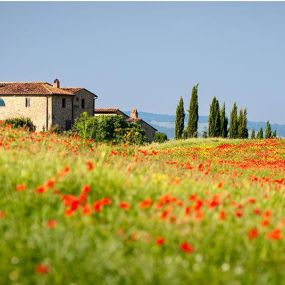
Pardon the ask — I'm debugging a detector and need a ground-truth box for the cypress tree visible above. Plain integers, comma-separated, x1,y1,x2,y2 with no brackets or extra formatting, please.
251,129,255,139
237,109,243,138
220,103,228,138
185,84,199,138
257,127,264,139
238,108,248,139
272,130,277,138
175,97,185,139
208,97,221,137
265,121,272,138
229,103,238,138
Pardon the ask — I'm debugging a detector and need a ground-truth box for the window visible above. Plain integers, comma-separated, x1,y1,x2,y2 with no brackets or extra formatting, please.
81,99,85,109
0,98,5,107
62,98,66,108
25,98,30,107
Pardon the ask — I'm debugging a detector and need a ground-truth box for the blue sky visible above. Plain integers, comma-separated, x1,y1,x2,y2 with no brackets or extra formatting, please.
1,2,285,123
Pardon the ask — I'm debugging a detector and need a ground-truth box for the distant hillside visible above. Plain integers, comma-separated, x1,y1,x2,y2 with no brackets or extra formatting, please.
125,111,285,139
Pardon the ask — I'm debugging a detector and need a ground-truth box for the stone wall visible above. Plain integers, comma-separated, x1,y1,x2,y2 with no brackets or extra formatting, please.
51,91,95,131
73,90,95,120
140,120,156,142
0,95,52,131
51,96,73,130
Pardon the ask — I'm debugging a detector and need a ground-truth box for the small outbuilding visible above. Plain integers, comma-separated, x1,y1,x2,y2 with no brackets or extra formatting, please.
95,107,157,142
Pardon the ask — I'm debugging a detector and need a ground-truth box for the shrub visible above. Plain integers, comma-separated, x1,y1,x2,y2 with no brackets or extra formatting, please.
154,132,168,143
73,112,146,145
3,117,36,131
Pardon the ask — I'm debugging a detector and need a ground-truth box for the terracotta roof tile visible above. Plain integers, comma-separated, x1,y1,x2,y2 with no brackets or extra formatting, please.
61,87,84,94
0,82,74,96
95,108,119,113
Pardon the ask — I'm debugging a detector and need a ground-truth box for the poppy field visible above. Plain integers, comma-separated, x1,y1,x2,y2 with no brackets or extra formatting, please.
1,124,285,285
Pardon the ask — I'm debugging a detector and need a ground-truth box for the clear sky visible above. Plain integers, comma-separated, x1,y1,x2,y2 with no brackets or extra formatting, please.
1,2,285,123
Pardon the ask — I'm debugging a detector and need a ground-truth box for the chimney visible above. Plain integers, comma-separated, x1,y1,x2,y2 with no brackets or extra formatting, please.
53,78,60,88
130,108,138,119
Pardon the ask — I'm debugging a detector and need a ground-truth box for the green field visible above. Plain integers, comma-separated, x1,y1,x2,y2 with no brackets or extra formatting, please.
1,125,285,285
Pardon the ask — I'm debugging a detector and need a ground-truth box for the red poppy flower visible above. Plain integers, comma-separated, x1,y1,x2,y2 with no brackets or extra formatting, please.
156,236,165,246
219,210,226,220
185,206,191,216
248,228,258,240
217,182,223,189
35,263,49,275
81,185,91,194
119,202,130,210
47,220,57,228
268,228,282,240
82,204,92,215
0,211,6,219
139,198,152,209
180,242,194,254
45,179,55,189
35,186,45,194
86,161,95,171
16,184,26,192
261,219,270,227
93,201,101,212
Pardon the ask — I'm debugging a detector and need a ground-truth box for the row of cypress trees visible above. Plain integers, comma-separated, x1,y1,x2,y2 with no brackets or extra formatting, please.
251,122,277,139
208,99,248,139
175,85,277,139
175,84,199,139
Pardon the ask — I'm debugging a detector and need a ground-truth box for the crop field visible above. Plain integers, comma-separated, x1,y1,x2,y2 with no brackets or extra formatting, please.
1,124,285,285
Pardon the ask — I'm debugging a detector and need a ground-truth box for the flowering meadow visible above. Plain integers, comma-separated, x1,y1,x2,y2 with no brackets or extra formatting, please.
0,124,285,285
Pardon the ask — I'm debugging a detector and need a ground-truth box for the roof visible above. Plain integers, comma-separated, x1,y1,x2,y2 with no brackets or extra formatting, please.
95,108,128,117
0,82,97,97
62,87,98,98
127,117,157,131
95,108,120,113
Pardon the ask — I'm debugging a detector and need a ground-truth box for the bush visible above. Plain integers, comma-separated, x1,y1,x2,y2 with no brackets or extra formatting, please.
73,112,146,145
154,132,167,143
3,117,36,131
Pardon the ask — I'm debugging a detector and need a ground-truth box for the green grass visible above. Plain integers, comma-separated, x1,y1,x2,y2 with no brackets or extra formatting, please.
0,126,285,285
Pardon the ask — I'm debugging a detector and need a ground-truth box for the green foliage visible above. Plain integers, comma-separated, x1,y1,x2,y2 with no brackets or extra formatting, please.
175,97,185,139
202,128,208,138
238,108,248,139
208,97,221,137
265,121,272,138
185,84,199,138
3,117,36,131
251,129,256,139
272,130,277,138
154,132,168,143
2,126,285,285
256,127,264,139
73,112,146,145
220,103,228,138
229,103,238,139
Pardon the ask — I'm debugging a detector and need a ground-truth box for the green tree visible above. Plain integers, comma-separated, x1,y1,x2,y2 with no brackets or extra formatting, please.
185,84,199,138
265,121,272,138
220,103,228,138
238,108,248,139
256,127,264,139
251,129,256,139
272,130,277,138
154,132,168,143
229,103,238,138
208,97,221,137
175,97,185,139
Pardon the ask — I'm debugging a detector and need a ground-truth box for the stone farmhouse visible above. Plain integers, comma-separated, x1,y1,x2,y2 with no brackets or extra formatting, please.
0,79,97,131
95,108,157,142
0,79,157,141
